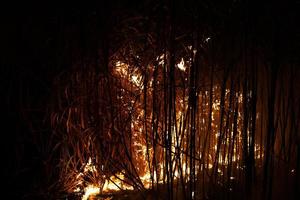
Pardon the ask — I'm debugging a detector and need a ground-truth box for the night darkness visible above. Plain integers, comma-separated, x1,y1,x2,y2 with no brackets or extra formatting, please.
1,1,300,199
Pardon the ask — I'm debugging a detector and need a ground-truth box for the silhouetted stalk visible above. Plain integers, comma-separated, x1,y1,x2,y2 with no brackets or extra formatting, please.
151,63,159,191
202,63,214,199
263,63,278,200
143,64,154,189
188,46,197,200
227,76,239,199
249,55,257,185
212,67,229,182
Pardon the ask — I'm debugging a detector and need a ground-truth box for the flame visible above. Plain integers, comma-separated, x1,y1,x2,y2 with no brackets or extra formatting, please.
84,157,97,173
103,171,134,191
82,185,99,200
131,74,143,88
177,58,186,71
115,61,128,77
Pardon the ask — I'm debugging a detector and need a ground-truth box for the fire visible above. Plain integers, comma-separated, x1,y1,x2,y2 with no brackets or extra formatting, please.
82,185,99,200
102,171,134,191
131,75,143,88
177,58,186,71
84,158,97,173
64,58,264,199
74,164,135,199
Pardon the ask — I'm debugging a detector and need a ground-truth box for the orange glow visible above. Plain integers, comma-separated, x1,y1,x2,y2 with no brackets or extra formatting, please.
68,59,264,199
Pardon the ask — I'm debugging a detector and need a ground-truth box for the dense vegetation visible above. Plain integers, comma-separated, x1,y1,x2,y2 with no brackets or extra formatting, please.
2,1,299,199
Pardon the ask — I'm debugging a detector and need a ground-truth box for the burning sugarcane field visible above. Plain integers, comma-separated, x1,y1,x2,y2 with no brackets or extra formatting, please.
2,0,300,199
